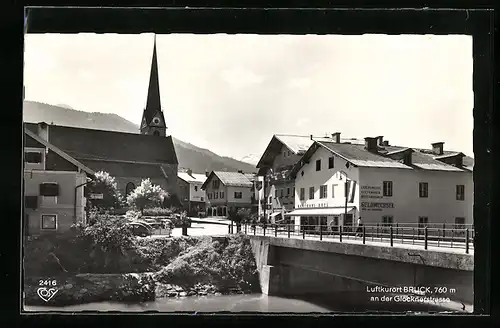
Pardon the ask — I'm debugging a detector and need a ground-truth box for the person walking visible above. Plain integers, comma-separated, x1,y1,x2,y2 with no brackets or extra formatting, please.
355,216,363,237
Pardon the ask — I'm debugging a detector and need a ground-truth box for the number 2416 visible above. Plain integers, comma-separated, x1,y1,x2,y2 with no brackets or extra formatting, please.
39,280,57,287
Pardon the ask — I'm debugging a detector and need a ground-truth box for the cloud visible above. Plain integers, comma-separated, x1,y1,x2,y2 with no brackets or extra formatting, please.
287,77,311,89
221,66,265,88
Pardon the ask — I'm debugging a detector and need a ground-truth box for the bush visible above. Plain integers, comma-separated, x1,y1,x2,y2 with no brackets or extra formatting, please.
154,234,260,292
127,179,169,214
86,171,124,211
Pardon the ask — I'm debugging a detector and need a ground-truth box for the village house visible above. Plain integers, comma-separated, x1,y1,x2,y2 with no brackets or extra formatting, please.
23,127,96,235
23,36,180,204
256,134,360,223
286,134,474,232
201,171,258,217
177,169,208,216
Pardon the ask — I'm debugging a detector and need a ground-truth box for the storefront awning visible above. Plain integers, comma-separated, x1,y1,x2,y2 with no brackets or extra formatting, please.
285,207,356,217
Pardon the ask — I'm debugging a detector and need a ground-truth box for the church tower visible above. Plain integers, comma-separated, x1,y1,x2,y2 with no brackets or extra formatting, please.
140,35,168,137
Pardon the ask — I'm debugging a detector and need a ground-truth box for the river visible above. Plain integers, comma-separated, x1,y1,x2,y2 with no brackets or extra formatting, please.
24,293,472,313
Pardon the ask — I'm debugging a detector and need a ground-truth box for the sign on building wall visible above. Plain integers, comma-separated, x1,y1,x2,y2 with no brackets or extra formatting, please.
89,193,104,200
360,185,393,211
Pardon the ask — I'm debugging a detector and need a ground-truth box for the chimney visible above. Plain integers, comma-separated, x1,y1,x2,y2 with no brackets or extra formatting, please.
310,134,313,140
238,170,243,174
364,137,378,152
383,140,389,146
377,136,384,146
187,169,192,176
331,132,341,143
205,170,209,177
37,122,49,141
432,142,444,155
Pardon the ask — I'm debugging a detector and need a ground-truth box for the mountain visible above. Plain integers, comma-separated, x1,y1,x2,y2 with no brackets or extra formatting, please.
23,101,257,174
240,154,261,166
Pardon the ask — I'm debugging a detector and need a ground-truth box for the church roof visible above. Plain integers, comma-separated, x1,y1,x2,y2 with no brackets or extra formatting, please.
143,35,162,124
24,123,178,165
78,159,168,179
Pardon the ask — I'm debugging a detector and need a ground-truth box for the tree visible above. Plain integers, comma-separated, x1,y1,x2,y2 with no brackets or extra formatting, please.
87,171,124,212
233,208,252,232
126,178,169,214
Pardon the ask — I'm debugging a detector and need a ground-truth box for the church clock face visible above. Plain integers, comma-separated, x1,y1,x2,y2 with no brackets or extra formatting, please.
152,117,161,126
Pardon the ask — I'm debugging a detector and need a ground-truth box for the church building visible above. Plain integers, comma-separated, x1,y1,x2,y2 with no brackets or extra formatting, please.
24,36,180,203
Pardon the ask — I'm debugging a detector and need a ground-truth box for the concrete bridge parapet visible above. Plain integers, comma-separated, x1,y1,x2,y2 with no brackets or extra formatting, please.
249,236,474,306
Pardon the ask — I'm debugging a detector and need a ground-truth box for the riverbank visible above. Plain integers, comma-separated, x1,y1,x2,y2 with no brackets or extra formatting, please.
24,228,260,306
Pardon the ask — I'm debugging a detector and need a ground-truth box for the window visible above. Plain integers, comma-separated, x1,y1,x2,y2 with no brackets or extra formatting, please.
280,189,284,197
383,181,393,197
220,192,224,198
328,157,334,169
208,193,212,200
300,188,305,201
194,186,198,192
382,216,393,227
25,151,42,164
25,196,38,209
288,151,291,157
212,180,220,189
309,186,315,200
39,183,59,197
454,217,466,229
418,216,429,228
153,130,160,136
234,192,242,199
287,188,290,197
419,182,429,198
214,192,218,199
456,185,465,201
125,182,135,195
201,197,204,202
316,159,321,171
320,185,327,199
283,151,286,158
41,214,57,230
331,184,336,198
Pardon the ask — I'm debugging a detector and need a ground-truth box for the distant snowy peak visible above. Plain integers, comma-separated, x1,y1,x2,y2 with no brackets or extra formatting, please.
240,154,260,166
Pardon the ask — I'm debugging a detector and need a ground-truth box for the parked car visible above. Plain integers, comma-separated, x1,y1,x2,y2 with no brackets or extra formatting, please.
127,221,153,237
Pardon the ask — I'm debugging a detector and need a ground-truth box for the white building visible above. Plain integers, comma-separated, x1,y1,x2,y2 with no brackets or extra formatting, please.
202,171,260,217
177,169,208,215
287,134,473,232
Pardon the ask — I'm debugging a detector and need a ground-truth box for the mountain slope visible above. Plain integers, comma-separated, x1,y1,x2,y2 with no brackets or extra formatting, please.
23,101,257,174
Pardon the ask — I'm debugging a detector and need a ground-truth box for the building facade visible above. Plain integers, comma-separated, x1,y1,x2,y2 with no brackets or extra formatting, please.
288,135,474,232
177,169,208,216
23,128,95,235
256,133,347,223
23,36,180,203
202,171,255,217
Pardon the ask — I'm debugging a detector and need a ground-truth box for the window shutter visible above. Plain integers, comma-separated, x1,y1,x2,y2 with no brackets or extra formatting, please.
25,196,38,209
39,183,59,196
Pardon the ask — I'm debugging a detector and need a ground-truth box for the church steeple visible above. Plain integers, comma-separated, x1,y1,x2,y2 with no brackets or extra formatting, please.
140,34,167,137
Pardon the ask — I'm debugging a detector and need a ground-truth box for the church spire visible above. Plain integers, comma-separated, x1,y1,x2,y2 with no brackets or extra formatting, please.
140,34,167,137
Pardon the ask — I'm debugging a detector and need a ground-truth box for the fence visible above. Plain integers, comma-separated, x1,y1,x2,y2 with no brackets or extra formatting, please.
239,222,474,254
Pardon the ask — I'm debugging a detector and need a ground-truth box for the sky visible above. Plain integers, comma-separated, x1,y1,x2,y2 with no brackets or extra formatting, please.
23,33,473,161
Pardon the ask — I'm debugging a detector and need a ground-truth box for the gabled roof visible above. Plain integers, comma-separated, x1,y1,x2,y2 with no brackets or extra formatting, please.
143,35,163,125
78,159,167,179
24,123,178,165
201,171,253,189
178,172,207,184
291,140,474,177
24,128,96,177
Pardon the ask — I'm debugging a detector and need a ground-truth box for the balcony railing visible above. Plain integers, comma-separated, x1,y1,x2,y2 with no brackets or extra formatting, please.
237,222,474,254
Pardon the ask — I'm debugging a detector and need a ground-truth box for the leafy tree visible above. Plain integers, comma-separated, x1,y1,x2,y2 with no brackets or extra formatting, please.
126,178,169,214
86,171,124,212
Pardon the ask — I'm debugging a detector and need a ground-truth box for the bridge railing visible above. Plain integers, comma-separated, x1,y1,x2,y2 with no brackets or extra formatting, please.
240,223,474,254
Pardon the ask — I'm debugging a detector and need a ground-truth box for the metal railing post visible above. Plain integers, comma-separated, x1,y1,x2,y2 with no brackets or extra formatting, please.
465,228,469,254
263,226,266,236
362,226,366,244
442,223,446,240
245,223,247,235
424,227,428,250
288,224,291,238
390,225,393,247
275,225,278,237
396,223,399,239
340,225,343,242
253,225,256,235
303,226,306,239
320,224,323,241
412,227,415,245
228,224,231,234
376,223,379,238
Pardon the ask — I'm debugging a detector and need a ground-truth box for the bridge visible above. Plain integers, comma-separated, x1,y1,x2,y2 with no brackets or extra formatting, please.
239,223,474,311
